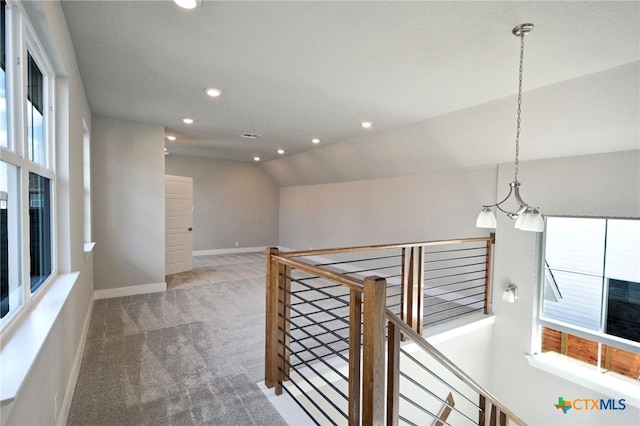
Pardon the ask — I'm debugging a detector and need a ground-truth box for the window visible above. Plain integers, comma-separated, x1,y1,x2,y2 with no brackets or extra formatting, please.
0,0,7,150
28,172,51,292
0,160,20,320
539,216,640,379
0,1,55,330
27,52,44,166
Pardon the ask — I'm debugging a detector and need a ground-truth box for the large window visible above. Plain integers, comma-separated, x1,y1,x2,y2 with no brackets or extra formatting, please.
0,1,55,329
539,216,640,378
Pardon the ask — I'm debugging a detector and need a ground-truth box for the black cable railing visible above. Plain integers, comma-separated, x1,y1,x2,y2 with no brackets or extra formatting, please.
277,269,353,424
423,243,489,327
310,249,405,318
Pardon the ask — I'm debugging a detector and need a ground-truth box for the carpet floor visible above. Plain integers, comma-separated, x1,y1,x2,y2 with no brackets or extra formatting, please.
67,252,287,426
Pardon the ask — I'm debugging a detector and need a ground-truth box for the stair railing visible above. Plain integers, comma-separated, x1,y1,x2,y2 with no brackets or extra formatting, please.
264,234,520,425
386,309,527,426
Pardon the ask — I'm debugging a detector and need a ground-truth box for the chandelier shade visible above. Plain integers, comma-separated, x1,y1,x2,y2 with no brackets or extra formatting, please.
476,23,544,233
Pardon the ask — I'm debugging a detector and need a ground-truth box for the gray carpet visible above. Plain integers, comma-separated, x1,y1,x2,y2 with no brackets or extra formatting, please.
68,252,287,426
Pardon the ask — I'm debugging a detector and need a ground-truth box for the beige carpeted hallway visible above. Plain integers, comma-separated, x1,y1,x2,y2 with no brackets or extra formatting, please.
67,252,287,425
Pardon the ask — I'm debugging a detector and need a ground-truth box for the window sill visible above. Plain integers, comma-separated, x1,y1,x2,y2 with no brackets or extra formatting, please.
0,272,79,403
527,352,640,409
84,242,96,262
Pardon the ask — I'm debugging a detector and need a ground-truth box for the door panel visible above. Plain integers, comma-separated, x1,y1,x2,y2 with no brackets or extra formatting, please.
165,175,193,275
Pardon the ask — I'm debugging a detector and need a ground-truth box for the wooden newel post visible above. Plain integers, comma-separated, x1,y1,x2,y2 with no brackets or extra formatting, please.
483,233,495,315
276,263,291,395
362,276,387,426
265,247,279,388
386,321,400,426
401,247,424,334
348,289,363,426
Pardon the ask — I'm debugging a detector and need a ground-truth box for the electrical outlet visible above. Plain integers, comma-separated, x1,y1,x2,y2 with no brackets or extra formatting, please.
235,241,239,247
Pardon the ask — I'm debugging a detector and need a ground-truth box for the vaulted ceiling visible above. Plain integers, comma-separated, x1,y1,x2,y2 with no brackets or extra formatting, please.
62,1,639,171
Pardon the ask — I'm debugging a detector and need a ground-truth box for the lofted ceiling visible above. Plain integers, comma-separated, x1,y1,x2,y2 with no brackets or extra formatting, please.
61,1,640,163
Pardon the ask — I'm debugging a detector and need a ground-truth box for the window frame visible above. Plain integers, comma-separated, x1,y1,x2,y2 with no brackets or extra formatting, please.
535,215,640,357
0,0,56,335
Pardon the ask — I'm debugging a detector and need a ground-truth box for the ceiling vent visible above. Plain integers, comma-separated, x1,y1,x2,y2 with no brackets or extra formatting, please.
242,133,261,139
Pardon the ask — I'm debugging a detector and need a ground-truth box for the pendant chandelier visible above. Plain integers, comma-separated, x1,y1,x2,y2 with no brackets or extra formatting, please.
476,23,544,233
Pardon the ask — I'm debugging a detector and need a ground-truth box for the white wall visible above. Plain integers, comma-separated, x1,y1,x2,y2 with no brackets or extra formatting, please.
489,150,640,425
165,155,279,251
279,166,497,250
92,117,165,292
1,1,94,424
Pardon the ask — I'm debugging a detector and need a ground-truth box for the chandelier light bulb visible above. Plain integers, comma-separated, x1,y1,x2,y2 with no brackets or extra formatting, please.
476,207,497,229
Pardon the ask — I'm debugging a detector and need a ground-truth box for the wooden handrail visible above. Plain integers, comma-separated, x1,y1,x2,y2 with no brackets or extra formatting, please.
278,236,495,258
271,254,364,291
385,309,527,426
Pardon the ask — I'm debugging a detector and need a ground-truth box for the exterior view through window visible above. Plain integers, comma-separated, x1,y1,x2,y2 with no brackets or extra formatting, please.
0,1,55,328
540,217,640,379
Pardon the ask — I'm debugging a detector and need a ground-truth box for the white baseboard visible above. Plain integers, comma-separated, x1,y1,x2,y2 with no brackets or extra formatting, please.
93,282,167,300
57,291,94,426
193,246,267,256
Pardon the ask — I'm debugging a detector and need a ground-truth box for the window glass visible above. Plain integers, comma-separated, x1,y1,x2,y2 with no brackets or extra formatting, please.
544,217,605,276
542,217,640,344
27,53,44,165
28,172,51,292
605,220,640,283
0,160,22,321
542,217,606,330
542,271,603,331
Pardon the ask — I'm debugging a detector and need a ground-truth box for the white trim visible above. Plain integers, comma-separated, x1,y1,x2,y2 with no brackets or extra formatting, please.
56,294,93,426
93,282,166,300
193,246,267,256
527,352,640,409
0,272,79,403
539,318,640,354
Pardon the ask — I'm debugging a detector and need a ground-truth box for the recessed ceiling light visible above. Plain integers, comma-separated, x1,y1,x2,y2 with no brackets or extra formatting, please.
253,156,261,162
174,0,201,9
182,118,194,124
312,138,320,144
277,149,285,154
361,121,373,129
166,135,176,141
204,87,222,98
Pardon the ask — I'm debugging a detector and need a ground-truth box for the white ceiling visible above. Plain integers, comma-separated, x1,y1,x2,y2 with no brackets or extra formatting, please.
61,1,640,163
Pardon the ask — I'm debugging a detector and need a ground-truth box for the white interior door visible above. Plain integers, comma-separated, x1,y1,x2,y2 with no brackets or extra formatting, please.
165,174,193,275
